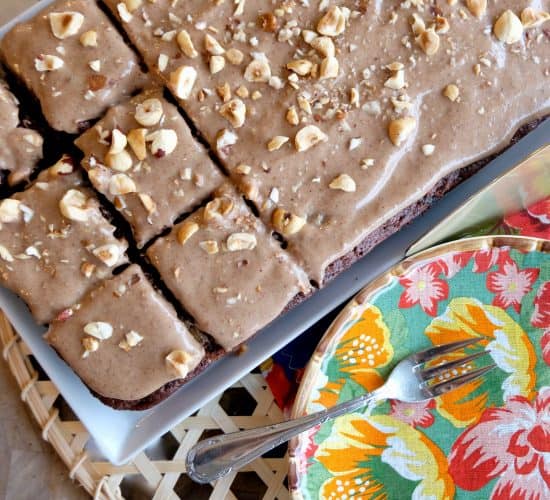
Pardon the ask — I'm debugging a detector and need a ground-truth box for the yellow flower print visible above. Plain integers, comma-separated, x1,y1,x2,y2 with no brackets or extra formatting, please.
316,414,454,500
425,298,537,427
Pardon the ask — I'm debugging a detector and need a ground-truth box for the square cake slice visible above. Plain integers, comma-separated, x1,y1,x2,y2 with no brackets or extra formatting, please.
75,90,223,247
147,184,310,352
1,0,147,133
46,264,205,408
0,156,128,324
0,81,43,186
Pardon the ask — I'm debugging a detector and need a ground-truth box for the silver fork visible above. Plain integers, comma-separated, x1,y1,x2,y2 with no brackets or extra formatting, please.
186,339,494,484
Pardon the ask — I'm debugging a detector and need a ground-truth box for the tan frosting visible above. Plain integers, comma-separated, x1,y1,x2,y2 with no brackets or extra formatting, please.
107,0,550,283
45,264,205,401
0,82,43,185
0,157,128,324
75,89,223,247
147,184,310,351
1,0,147,133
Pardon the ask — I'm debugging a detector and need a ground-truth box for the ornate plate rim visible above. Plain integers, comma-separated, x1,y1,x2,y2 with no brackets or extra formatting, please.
287,234,550,499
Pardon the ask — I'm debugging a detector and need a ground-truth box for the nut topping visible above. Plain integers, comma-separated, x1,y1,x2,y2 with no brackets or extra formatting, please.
146,129,178,157
34,54,64,72
466,0,486,18
294,125,328,152
494,10,523,44
443,84,460,102
310,36,335,57
92,244,122,267
59,189,91,222
49,11,84,39
80,30,98,47
329,174,356,193
416,28,440,55
204,34,225,55
119,330,143,351
319,56,339,80
50,157,75,177
135,98,163,126
177,30,198,58
226,232,257,251
138,193,157,214
388,117,417,146
83,321,113,340
204,196,234,221
520,8,550,29
81,336,99,358
127,128,148,160
267,136,289,151
0,199,22,223
199,240,219,254
105,150,133,172
209,55,226,74
244,59,271,83
109,173,137,195
317,6,346,37
170,65,197,100
226,48,244,65
287,59,314,76
177,220,199,245
219,98,246,128
166,350,193,377
272,208,306,236
109,129,127,155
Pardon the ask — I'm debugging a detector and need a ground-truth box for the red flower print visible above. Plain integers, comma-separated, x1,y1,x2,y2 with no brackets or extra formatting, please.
472,248,512,273
437,251,472,278
398,262,449,316
449,387,550,499
389,399,435,428
531,282,550,330
542,331,550,366
487,260,539,313
504,198,550,239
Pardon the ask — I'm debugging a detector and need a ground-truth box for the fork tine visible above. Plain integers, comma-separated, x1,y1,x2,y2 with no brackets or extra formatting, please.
412,338,481,364
419,350,488,380
426,364,496,397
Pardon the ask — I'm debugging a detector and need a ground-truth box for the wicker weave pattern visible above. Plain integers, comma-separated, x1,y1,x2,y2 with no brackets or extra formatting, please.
0,311,290,499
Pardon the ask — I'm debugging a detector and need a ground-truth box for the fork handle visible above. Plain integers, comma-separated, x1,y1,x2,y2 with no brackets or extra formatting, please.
185,390,380,484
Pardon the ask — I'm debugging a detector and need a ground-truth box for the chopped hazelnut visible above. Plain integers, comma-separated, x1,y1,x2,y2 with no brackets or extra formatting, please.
109,129,127,155
204,34,225,55
267,136,289,151
494,10,523,44
388,117,417,146
92,244,122,267
81,336,99,358
226,232,257,251
317,6,346,37
443,84,460,102
177,30,198,58
127,128,148,161
244,59,271,83
169,65,197,100
166,350,193,377
105,150,133,172
294,125,328,152
59,189,91,222
286,106,300,126
146,129,178,157
138,193,156,214
34,54,64,72
272,208,306,236
416,28,440,55
319,56,339,79
204,196,234,221
135,98,164,127
226,48,244,65
287,59,314,76
310,36,335,57
466,0,487,18
109,173,137,195
177,220,199,245
209,55,226,74
199,240,219,254
520,8,550,28
49,11,84,39
219,98,246,128
258,13,278,32
83,321,113,340
0,199,22,223
329,174,356,192
80,30,98,47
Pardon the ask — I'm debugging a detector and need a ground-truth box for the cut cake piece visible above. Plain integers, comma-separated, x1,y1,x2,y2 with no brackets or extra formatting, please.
45,264,205,408
147,184,310,352
0,156,128,324
75,89,223,247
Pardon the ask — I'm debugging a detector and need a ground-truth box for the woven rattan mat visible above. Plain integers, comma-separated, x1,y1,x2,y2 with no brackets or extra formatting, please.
0,311,290,499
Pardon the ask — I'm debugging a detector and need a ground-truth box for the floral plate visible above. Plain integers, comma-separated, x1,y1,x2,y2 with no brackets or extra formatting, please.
288,236,550,500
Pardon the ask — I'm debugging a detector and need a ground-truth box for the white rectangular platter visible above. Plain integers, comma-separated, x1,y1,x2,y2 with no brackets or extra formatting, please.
1,0,549,465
